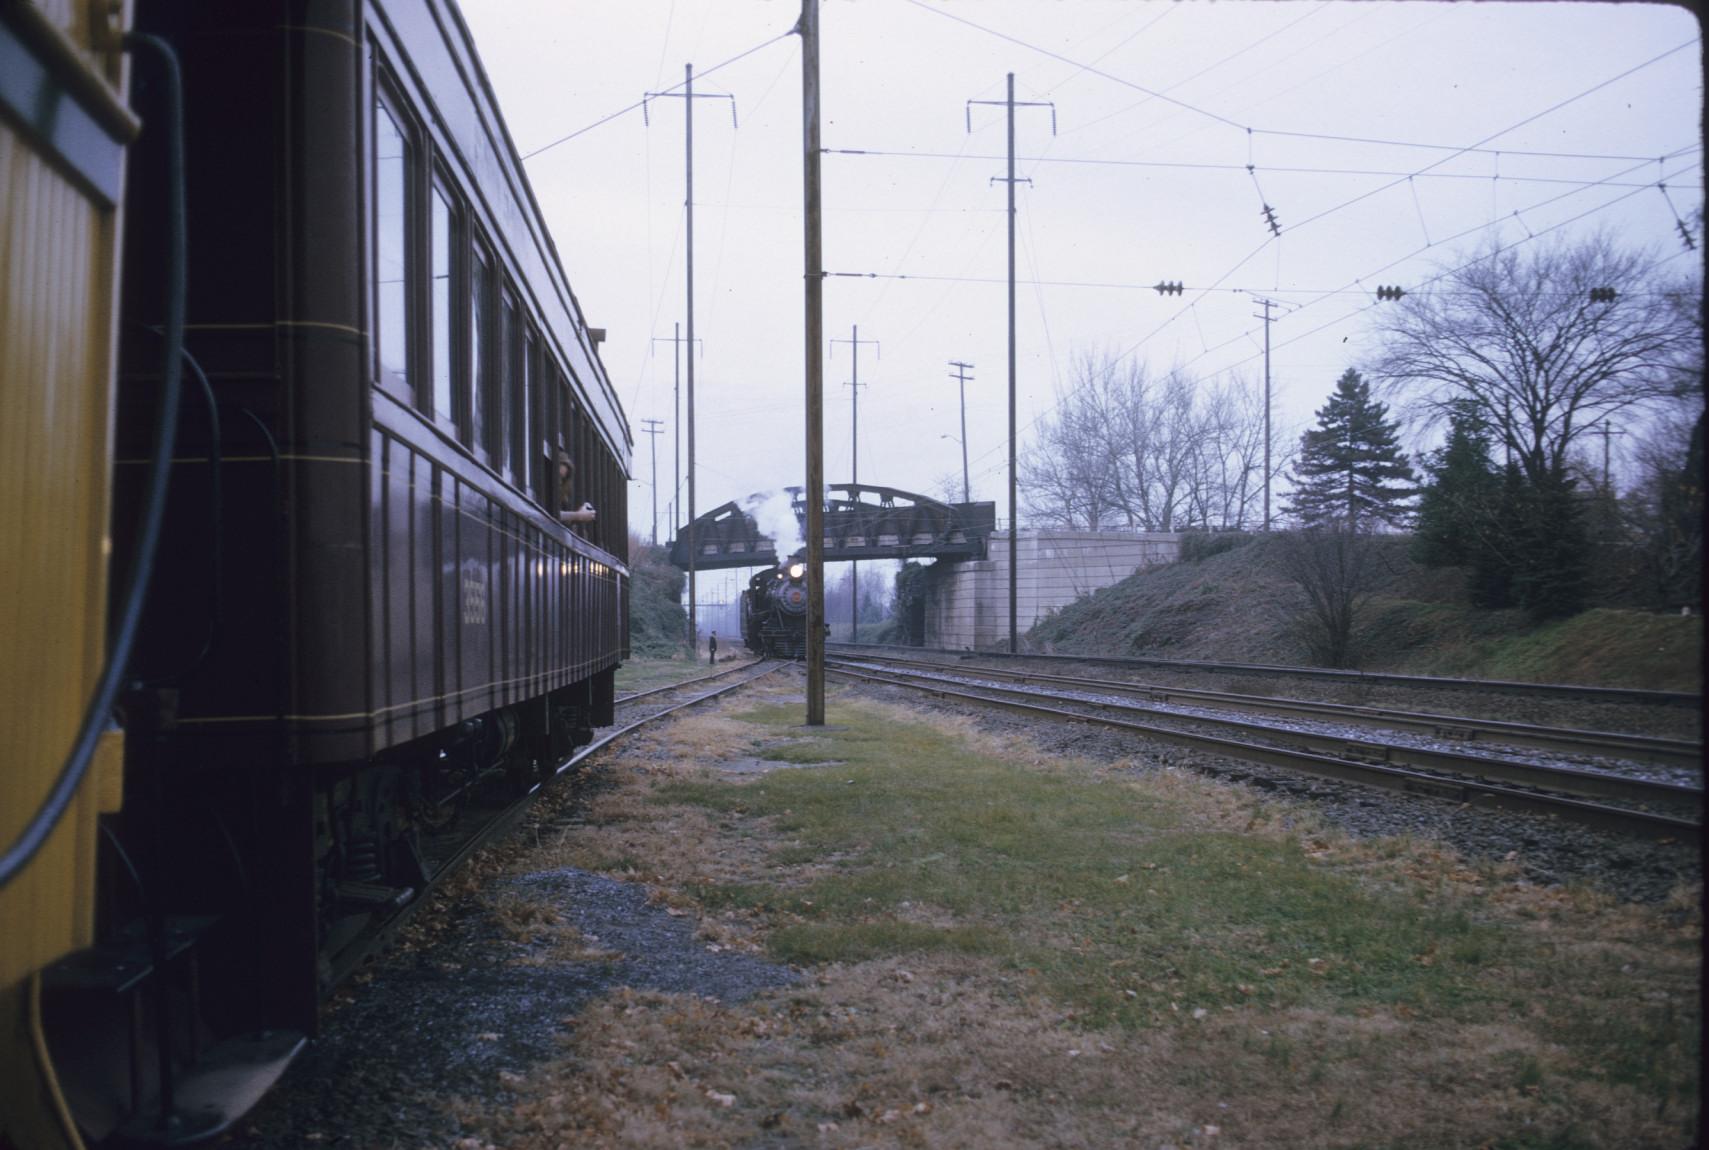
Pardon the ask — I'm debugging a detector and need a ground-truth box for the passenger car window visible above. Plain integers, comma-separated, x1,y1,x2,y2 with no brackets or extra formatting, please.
469,247,491,460
430,183,455,425
375,97,410,396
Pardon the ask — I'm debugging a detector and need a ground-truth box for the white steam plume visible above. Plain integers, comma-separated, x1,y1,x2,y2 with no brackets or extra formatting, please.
742,490,804,562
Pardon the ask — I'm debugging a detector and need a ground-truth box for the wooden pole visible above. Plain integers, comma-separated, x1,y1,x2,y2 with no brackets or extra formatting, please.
802,0,825,724
1006,73,1017,655
685,64,698,654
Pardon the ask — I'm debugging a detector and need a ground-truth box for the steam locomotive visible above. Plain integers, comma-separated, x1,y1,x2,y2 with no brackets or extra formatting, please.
741,559,811,658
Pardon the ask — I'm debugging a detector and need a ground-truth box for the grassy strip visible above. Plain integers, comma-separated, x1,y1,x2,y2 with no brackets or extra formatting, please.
663,703,1507,1026
614,655,745,695
476,688,1699,1148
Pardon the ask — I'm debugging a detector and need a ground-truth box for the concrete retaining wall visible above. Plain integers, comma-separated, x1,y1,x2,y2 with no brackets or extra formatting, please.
923,530,1180,650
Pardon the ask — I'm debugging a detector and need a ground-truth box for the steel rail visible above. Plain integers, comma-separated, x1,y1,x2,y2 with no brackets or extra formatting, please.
836,651,1702,768
616,656,767,705
827,663,1701,845
828,657,1700,809
561,660,791,775
339,661,792,981
829,642,1702,707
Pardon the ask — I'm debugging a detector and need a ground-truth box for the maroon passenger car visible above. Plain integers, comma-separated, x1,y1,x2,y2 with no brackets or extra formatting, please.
58,1,630,1140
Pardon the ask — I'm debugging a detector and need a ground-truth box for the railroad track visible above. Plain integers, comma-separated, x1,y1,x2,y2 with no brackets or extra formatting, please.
828,642,1703,708
831,651,1702,769
826,656,1702,846
341,660,791,980
616,657,769,706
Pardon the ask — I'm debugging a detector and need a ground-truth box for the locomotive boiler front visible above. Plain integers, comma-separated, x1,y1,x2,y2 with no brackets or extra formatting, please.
770,562,810,616
742,560,810,657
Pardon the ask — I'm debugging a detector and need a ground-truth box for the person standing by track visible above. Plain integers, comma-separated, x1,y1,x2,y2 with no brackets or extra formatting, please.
708,632,718,664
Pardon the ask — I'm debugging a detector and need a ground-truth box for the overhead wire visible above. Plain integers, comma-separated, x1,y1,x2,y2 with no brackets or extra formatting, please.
521,27,796,160
958,152,1696,485
900,0,1695,164
825,147,1702,188
844,35,1697,485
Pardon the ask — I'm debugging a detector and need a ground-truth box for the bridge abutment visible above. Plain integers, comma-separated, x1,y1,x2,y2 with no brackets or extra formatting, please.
921,530,1180,650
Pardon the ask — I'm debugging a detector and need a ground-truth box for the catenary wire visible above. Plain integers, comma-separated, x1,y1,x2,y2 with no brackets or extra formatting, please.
521,28,795,160
957,159,1693,485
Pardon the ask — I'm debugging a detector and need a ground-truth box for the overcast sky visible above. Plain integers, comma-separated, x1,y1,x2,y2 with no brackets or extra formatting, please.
458,0,1702,545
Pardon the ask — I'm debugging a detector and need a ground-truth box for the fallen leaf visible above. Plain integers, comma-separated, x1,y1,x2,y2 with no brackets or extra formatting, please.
913,1102,933,1115
707,1090,736,1108
1191,1008,1208,1020
879,1109,900,1123
478,1032,500,1041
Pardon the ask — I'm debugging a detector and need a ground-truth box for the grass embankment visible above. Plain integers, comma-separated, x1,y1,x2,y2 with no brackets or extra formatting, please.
473,688,1699,1148
1385,607,1704,692
1029,533,1702,690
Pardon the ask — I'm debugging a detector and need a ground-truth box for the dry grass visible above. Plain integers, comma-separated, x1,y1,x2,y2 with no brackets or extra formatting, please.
467,954,1698,1148
484,893,622,965
452,684,1700,1149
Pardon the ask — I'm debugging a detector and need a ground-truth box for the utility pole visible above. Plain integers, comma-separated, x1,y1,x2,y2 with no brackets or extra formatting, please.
651,323,701,544
1252,297,1275,530
646,68,736,654
948,360,974,502
800,0,825,724
640,419,664,545
969,75,1054,654
831,325,878,643
1597,422,1626,492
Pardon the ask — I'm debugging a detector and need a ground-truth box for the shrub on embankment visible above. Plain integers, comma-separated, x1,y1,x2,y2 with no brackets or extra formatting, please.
627,538,688,658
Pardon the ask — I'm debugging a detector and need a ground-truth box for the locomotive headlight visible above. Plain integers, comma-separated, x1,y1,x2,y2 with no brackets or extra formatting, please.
788,563,805,579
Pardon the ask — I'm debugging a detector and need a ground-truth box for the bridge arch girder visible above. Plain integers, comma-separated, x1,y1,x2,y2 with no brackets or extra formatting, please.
668,484,995,570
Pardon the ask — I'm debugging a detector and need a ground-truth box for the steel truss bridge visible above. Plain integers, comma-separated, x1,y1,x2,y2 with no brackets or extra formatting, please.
667,484,996,571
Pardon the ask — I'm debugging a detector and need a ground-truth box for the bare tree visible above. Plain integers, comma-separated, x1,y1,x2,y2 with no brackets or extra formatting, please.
1023,352,1280,533
1623,395,1703,607
1190,373,1293,530
930,470,967,507
1110,367,1203,530
1020,351,1127,529
1373,232,1698,486
1276,527,1381,667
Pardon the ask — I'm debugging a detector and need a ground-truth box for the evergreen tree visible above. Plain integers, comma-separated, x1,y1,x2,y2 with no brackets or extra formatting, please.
1288,369,1416,531
1412,399,1500,568
1509,468,1589,619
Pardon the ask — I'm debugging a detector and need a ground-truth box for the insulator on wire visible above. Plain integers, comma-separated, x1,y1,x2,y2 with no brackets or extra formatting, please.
1153,280,1183,296
1261,204,1281,236
1589,287,1617,303
1375,285,1406,302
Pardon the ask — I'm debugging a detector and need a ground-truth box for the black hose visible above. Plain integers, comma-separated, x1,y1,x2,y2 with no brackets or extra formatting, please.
0,32,186,890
